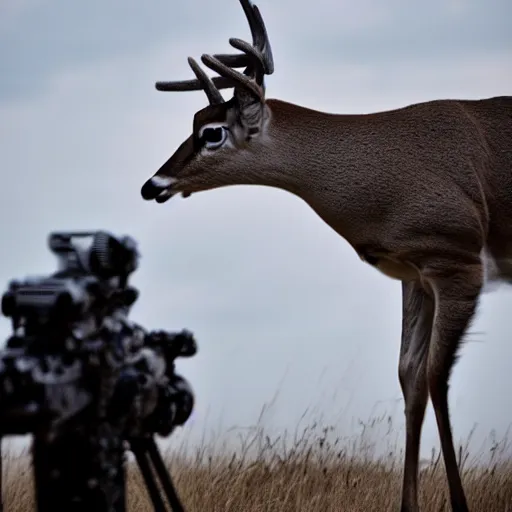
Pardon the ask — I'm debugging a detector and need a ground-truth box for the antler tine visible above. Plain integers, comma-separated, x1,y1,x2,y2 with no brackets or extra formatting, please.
235,1,273,74
155,75,236,93
198,36,267,98
201,54,264,101
207,2,274,74
186,57,225,105
207,53,251,69
239,0,261,47
252,4,274,74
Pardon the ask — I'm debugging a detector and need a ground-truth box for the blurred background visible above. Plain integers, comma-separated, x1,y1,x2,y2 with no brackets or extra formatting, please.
0,0,511,459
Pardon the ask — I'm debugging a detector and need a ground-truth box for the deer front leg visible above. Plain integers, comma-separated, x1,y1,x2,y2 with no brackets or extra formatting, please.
398,281,435,512
425,260,482,512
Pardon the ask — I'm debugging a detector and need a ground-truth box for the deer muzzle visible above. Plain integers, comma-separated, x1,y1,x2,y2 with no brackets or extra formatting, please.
141,175,176,202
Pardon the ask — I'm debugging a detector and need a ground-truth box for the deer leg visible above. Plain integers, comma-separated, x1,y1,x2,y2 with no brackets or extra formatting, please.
426,261,482,512
398,280,435,512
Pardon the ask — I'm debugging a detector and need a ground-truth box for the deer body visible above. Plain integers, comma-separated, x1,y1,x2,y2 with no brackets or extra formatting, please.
140,2,512,510
240,97,512,285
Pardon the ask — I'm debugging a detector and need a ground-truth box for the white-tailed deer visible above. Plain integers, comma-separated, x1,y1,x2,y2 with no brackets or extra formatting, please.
140,1,512,510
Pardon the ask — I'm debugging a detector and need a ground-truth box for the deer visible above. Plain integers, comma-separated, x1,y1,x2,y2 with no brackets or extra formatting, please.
140,1,512,510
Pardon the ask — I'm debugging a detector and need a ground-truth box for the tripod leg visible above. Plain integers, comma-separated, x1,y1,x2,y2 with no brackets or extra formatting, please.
146,439,184,512
131,443,168,512
0,437,3,512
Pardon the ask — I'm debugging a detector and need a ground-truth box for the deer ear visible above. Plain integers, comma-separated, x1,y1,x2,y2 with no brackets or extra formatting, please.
235,92,266,136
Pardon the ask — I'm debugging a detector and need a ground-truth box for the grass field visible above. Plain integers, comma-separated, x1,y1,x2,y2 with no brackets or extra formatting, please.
2,417,512,512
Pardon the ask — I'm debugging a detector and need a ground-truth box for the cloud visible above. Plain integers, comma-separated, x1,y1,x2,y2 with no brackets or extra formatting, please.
0,0,238,101
296,0,511,64
2,0,510,101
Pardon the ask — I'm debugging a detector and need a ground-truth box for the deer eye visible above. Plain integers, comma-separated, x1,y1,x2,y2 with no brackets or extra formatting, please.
200,126,228,150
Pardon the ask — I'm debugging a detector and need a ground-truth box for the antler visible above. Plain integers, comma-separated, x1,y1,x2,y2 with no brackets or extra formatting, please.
155,0,274,105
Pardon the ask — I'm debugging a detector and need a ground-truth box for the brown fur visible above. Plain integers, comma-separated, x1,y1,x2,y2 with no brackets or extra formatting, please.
140,4,512,509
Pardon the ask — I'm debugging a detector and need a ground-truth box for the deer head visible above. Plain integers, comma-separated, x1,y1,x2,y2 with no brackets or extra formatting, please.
141,0,275,203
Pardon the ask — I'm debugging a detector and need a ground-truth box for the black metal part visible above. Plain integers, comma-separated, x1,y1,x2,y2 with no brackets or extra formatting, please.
132,441,168,512
130,438,185,512
32,423,126,512
0,439,3,512
146,438,185,512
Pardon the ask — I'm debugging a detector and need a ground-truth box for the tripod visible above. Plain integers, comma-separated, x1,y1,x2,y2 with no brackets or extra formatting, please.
0,431,185,512
0,230,197,512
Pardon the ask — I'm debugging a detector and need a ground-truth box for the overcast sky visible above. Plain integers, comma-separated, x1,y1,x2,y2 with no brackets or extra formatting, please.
1,0,511,460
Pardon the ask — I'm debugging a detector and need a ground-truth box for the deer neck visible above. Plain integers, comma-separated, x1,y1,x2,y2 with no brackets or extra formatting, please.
258,99,382,242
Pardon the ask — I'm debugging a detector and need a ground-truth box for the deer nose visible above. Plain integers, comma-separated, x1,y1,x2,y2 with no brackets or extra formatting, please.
140,175,175,200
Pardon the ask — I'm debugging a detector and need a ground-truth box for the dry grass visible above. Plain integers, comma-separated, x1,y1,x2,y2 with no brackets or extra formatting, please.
2,419,512,511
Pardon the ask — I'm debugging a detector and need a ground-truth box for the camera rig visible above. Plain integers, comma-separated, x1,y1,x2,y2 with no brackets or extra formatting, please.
0,231,197,511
